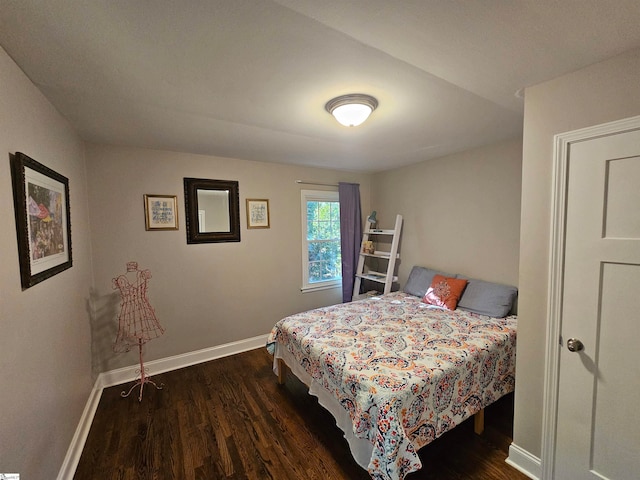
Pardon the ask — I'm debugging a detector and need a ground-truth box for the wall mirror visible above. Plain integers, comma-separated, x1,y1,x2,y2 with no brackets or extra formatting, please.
184,177,240,243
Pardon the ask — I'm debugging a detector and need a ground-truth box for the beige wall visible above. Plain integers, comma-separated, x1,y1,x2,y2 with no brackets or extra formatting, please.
515,47,640,458
371,138,522,287
0,47,93,478
85,144,372,371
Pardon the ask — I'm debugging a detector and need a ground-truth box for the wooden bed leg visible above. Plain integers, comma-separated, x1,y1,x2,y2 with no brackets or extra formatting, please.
277,358,287,385
474,409,485,435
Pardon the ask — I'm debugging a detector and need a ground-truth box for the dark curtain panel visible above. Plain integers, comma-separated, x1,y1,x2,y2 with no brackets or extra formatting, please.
338,182,362,302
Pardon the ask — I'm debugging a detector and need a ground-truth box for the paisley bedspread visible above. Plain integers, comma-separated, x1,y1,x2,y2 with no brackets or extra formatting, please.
266,291,517,480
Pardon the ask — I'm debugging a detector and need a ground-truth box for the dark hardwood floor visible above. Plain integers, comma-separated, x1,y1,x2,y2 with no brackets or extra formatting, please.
74,348,529,479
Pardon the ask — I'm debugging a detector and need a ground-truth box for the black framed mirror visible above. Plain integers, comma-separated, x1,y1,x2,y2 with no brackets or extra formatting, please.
184,177,240,243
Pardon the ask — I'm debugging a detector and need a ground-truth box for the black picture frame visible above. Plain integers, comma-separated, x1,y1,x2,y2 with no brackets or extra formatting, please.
11,152,72,289
184,177,240,243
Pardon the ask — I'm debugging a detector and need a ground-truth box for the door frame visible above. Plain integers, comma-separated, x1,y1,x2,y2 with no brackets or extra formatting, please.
541,114,640,479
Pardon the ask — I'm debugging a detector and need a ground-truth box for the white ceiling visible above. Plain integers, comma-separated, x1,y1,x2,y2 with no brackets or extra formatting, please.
1,0,640,172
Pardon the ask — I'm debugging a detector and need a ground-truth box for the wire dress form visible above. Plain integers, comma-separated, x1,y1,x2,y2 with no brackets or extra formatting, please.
113,261,165,401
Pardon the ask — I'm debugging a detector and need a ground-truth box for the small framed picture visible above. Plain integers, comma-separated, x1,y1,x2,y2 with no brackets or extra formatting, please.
144,194,179,230
246,198,270,229
11,152,72,290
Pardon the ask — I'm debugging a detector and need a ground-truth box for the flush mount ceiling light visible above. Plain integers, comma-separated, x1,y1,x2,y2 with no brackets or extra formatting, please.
325,94,378,127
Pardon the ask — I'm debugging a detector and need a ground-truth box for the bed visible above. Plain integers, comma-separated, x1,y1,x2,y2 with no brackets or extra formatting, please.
266,267,518,480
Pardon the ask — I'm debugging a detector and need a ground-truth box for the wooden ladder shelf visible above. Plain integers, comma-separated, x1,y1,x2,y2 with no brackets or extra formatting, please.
352,214,403,301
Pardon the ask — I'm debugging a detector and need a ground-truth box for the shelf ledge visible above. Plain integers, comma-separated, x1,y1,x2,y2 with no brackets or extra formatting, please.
356,273,398,284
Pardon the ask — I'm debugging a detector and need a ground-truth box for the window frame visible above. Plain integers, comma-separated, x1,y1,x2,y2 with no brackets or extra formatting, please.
300,189,341,292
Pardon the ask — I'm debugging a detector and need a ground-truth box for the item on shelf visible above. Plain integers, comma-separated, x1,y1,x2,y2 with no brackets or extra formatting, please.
362,240,375,254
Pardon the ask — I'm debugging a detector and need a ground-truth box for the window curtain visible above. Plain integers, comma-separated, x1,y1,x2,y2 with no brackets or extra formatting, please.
338,182,362,302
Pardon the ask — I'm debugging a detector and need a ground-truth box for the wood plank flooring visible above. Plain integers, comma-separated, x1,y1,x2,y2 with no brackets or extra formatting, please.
74,348,529,479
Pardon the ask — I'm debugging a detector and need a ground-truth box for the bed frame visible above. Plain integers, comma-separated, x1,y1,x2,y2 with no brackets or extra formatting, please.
268,289,517,478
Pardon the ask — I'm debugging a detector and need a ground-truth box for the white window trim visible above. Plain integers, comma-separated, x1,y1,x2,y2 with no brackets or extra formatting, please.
300,189,341,292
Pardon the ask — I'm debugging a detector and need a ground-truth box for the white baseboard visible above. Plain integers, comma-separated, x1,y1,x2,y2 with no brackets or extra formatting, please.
506,442,541,480
97,334,268,388
57,334,269,480
56,385,103,480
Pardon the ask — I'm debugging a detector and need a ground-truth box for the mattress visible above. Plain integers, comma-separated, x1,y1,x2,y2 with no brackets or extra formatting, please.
267,291,517,480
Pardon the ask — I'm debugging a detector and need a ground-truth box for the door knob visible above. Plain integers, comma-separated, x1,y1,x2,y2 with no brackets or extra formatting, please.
567,338,584,352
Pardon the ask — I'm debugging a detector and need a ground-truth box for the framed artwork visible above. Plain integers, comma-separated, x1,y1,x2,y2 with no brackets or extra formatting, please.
11,152,72,290
246,198,270,229
144,194,179,230
184,178,240,243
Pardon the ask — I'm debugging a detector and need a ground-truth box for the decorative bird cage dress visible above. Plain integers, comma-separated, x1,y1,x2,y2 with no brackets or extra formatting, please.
113,261,165,347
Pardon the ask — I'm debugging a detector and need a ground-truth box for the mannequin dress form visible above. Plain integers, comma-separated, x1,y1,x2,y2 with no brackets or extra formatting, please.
113,261,165,401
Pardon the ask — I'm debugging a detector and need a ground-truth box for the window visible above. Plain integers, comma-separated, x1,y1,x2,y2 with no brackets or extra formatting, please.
301,190,341,291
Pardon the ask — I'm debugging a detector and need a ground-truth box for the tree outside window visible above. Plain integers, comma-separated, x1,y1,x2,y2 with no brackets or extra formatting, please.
301,190,341,291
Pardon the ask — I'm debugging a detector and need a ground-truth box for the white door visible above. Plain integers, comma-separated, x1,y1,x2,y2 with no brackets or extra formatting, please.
555,127,640,479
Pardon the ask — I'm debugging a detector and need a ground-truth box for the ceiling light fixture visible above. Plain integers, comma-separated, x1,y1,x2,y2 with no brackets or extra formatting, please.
325,94,378,127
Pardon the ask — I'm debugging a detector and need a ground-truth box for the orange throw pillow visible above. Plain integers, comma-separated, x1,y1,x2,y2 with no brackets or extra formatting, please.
422,275,468,310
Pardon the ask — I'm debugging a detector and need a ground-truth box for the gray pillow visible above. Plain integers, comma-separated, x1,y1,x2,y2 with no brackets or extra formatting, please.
457,278,518,318
403,266,457,298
